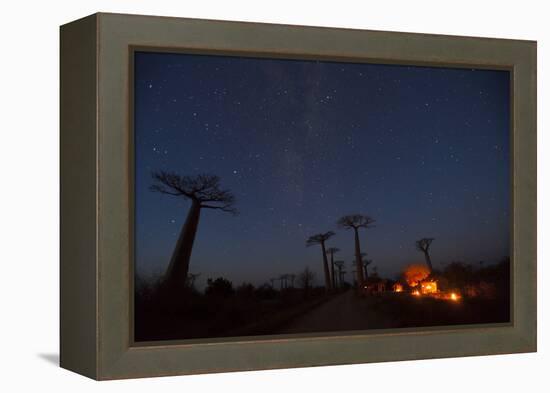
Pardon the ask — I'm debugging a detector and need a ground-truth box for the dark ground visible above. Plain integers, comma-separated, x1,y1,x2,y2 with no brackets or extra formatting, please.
280,290,509,334
135,288,509,342
134,287,330,342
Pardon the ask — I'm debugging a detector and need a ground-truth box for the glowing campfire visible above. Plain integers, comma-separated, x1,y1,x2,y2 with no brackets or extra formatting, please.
393,283,403,292
404,264,430,288
401,264,460,301
438,291,461,301
420,280,437,294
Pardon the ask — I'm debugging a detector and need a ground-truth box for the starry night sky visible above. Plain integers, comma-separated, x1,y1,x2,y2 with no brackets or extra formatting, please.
134,51,510,289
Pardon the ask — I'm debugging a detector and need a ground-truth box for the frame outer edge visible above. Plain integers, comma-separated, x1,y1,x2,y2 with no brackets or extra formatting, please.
91,13,537,379
60,13,100,379
515,42,537,351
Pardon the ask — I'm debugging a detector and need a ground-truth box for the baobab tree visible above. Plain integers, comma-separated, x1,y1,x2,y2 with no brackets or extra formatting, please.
334,260,345,289
339,269,346,287
358,252,368,277
337,214,375,288
370,265,379,278
364,259,373,279
279,274,290,290
187,272,201,290
150,171,237,290
306,231,335,291
288,273,296,288
326,247,340,291
298,267,315,298
352,256,370,280
416,237,435,273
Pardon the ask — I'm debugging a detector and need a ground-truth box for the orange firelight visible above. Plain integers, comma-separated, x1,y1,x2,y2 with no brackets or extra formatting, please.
412,290,421,296
403,264,430,287
420,280,438,294
393,283,403,293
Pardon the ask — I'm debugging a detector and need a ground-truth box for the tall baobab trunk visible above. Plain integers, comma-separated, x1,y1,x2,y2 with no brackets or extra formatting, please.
364,259,371,279
165,200,201,288
151,172,237,292
354,228,365,287
416,238,435,274
334,261,344,289
337,214,375,291
320,242,332,292
422,251,433,272
306,231,335,292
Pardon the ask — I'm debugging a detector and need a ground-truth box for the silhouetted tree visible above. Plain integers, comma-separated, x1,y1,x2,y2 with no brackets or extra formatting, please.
326,247,340,291
338,214,375,287
339,269,346,287
205,277,234,297
357,253,369,278
364,259,373,278
288,273,296,288
306,232,335,291
416,237,434,272
370,265,379,279
255,283,277,300
186,273,201,290
442,261,473,288
334,260,345,288
236,282,255,298
298,267,315,297
150,171,236,290
279,274,290,290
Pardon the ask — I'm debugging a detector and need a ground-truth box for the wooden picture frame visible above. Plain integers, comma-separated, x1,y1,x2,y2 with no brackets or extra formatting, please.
60,12,536,380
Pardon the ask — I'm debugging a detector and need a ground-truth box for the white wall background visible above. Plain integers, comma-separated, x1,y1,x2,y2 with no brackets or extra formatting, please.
0,0,547,390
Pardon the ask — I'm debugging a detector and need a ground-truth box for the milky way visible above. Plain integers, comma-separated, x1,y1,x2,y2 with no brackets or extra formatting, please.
134,52,510,289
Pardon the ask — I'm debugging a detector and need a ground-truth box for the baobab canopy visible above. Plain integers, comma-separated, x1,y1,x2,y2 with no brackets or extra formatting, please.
337,214,376,229
151,171,237,214
150,171,237,290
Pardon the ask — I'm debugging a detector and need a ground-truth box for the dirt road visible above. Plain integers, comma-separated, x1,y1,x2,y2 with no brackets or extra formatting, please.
279,290,395,334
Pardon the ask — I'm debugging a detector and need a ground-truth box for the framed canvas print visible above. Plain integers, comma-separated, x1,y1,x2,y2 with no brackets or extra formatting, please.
60,13,536,380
